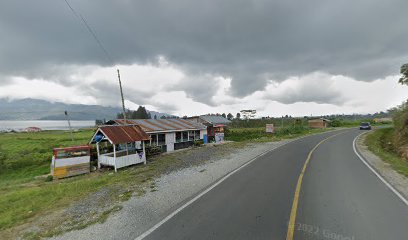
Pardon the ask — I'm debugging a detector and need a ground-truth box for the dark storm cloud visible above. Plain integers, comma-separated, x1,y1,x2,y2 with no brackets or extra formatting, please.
168,75,220,106
1,0,408,104
84,80,151,107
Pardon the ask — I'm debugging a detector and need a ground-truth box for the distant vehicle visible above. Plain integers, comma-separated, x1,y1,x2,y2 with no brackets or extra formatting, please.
359,122,372,130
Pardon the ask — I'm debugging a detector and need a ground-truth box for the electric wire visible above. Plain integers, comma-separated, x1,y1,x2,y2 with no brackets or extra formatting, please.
62,0,115,65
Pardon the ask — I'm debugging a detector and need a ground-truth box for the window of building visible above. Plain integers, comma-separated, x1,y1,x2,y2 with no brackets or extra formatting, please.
182,131,188,142
176,132,182,143
194,130,200,139
188,131,194,141
150,134,157,146
158,134,166,146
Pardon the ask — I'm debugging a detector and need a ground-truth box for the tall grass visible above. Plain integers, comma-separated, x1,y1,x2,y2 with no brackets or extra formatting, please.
365,128,408,177
225,125,328,142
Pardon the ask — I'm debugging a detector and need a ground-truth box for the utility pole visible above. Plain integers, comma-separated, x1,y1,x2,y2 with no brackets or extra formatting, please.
65,111,74,142
117,69,127,123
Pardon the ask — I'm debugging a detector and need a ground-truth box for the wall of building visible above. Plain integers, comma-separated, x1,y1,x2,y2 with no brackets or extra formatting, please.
308,120,327,129
147,129,205,152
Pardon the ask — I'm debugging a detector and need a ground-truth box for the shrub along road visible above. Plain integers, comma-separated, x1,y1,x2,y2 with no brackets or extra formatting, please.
137,129,408,240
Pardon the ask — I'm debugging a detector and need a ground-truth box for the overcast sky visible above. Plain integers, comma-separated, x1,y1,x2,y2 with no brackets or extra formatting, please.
1,0,408,117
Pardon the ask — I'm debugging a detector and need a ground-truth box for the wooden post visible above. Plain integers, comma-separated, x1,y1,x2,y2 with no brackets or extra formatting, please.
113,144,117,172
143,141,146,165
117,69,127,122
96,142,101,169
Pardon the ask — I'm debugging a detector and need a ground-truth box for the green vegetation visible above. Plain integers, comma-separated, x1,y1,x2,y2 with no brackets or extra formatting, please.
390,100,408,151
0,149,183,239
117,105,150,119
229,118,307,128
0,129,95,186
227,117,384,130
399,63,408,85
365,127,408,177
225,125,332,142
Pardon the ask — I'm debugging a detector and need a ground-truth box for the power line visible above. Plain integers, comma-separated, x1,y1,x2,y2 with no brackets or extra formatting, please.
61,0,128,120
62,0,114,64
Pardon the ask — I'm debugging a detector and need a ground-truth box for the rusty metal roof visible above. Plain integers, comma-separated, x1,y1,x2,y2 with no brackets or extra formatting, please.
96,125,150,144
107,119,206,133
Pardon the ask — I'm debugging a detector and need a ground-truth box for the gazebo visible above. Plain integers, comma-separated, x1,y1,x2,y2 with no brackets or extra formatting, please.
90,125,150,172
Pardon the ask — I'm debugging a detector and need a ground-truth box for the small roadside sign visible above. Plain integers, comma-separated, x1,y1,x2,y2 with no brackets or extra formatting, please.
266,124,274,133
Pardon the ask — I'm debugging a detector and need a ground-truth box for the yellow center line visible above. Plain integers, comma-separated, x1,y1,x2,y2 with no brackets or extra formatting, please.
286,131,347,240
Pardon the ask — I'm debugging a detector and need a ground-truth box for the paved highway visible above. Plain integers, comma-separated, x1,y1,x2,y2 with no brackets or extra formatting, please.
138,129,408,240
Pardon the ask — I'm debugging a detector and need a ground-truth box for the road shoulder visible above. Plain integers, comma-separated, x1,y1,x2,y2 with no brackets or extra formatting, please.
50,139,293,240
356,132,408,199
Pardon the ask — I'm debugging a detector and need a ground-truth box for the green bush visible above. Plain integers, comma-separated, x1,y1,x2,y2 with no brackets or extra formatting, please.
194,139,204,147
329,119,342,127
45,175,53,182
145,145,162,157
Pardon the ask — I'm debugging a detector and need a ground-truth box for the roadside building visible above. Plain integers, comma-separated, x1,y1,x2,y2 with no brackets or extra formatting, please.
188,115,231,143
106,119,207,152
89,125,150,171
23,127,42,132
308,118,330,129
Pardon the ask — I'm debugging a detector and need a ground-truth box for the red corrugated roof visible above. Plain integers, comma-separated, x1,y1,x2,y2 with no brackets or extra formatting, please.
98,125,150,144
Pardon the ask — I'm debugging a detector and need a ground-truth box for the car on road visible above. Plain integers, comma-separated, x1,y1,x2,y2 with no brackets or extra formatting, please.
359,122,372,130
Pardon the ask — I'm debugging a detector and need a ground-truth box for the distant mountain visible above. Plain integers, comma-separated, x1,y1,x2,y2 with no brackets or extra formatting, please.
0,98,173,120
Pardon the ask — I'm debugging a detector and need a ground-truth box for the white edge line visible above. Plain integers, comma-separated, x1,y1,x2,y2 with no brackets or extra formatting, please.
135,129,346,240
353,132,408,206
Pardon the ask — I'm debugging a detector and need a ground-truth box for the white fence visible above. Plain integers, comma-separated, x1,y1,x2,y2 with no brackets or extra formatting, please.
99,150,146,170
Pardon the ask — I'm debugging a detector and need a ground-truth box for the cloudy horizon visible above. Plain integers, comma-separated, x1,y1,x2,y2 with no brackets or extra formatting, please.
1,0,408,117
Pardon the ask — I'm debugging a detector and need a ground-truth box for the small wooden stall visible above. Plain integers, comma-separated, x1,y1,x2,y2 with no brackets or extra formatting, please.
51,145,91,179
90,125,150,172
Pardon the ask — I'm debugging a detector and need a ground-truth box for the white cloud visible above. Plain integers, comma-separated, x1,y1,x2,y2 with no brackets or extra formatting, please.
1,62,407,118
0,77,97,104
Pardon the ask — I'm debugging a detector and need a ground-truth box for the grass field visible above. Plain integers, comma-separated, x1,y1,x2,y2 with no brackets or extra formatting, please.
0,129,96,186
0,125,335,238
365,127,408,177
0,129,183,239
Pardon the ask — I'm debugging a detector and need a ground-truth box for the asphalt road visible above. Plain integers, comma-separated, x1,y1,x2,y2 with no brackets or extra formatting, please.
139,129,408,240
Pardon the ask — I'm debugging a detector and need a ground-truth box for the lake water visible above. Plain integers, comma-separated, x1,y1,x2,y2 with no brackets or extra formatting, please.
0,120,95,131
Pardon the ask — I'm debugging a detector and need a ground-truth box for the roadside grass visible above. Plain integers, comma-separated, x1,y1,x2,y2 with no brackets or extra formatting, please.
0,153,183,239
365,127,408,177
226,126,334,142
0,126,338,239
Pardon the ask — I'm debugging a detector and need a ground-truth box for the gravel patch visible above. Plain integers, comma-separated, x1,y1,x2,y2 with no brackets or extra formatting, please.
356,133,408,199
50,139,292,240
